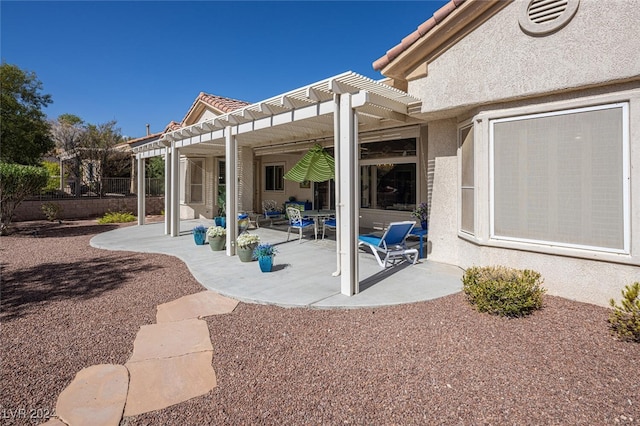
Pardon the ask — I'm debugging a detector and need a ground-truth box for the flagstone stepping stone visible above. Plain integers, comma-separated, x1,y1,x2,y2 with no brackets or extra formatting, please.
55,364,128,426
124,351,216,416
128,318,212,362
156,290,238,323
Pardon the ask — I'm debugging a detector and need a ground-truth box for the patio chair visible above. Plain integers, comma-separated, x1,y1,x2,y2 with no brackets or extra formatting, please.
286,207,315,242
322,217,336,239
260,200,284,227
358,221,419,268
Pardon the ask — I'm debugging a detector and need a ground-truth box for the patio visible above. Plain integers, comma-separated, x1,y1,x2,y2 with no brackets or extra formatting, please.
91,220,463,308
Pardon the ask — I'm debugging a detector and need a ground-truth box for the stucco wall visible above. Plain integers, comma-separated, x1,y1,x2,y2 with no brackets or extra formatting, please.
410,0,640,115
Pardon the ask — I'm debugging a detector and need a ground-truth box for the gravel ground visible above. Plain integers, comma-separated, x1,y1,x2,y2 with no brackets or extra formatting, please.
1,219,639,425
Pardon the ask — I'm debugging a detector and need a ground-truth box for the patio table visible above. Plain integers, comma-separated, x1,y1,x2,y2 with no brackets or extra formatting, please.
303,210,336,239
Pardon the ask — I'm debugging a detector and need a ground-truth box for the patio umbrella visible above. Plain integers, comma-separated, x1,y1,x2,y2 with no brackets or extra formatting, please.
283,144,335,183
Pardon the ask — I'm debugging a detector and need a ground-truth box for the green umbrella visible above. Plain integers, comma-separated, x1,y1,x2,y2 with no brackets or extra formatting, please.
284,144,335,183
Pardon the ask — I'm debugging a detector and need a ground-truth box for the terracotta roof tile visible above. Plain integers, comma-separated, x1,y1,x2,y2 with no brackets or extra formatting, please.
198,92,250,113
372,0,467,71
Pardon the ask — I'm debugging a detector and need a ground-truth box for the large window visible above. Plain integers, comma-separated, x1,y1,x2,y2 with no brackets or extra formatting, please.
459,125,474,235
491,103,628,253
360,163,416,211
360,137,417,212
265,164,284,191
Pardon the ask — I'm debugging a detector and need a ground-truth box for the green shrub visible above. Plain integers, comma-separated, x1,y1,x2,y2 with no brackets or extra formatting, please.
0,162,50,235
98,211,136,224
41,202,63,221
609,282,640,343
462,265,546,317
41,161,62,192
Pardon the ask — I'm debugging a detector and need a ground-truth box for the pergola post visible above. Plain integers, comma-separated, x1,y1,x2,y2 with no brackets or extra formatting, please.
225,127,238,256
137,155,145,225
332,94,341,277
170,143,180,236
164,146,172,235
338,93,359,296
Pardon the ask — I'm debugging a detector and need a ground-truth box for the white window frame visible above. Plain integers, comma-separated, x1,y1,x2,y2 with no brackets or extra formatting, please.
488,102,630,255
458,122,475,236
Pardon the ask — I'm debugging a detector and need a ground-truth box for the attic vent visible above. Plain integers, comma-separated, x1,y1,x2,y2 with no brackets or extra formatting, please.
519,0,579,36
528,0,567,23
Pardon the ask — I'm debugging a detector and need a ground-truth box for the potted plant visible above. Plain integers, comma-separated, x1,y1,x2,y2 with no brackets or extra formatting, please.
411,202,429,231
207,225,226,251
236,233,260,262
192,225,207,245
253,243,278,272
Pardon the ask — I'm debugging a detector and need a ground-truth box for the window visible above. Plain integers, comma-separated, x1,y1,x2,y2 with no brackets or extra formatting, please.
265,164,284,191
189,158,204,204
459,125,474,235
491,103,628,253
360,163,416,211
359,137,418,212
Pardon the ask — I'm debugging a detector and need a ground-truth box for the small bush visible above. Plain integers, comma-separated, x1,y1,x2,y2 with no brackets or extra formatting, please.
41,202,63,221
462,265,546,317
609,282,640,343
98,211,136,224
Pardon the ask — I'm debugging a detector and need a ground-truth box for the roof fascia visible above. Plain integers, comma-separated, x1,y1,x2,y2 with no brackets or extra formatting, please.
381,0,511,84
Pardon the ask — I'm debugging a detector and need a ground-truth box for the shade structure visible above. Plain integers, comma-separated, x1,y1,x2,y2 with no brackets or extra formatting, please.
284,144,335,183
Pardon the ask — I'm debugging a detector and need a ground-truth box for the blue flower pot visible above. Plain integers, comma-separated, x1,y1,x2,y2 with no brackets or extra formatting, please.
193,232,206,245
258,256,273,272
214,217,227,228
421,221,428,231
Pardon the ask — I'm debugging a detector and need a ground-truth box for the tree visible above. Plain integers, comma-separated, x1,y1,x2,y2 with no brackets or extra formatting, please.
0,163,49,235
0,63,54,165
85,120,128,180
50,114,86,195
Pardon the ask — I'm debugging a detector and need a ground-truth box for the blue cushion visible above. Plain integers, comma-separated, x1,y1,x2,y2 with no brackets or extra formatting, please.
292,219,314,227
265,211,281,217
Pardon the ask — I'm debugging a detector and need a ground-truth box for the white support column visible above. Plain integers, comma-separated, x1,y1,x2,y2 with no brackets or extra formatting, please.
137,155,145,225
339,93,359,296
332,94,341,277
170,143,180,237
225,128,238,256
164,147,172,235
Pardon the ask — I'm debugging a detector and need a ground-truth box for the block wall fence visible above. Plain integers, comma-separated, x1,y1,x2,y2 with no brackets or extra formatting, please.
13,197,164,222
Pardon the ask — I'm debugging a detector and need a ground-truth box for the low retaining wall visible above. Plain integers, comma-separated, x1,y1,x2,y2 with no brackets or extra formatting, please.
13,197,164,222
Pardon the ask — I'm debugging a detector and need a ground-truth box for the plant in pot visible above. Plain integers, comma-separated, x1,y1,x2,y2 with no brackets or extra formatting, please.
236,233,260,262
206,225,226,251
253,243,278,272
411,202,429,231
192,225,207,245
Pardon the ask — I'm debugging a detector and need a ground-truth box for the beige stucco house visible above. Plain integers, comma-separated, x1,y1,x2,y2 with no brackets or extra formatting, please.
133,0,639,305
373,0,639,305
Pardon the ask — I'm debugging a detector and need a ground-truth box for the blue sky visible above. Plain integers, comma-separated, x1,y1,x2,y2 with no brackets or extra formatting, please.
1,1,447,138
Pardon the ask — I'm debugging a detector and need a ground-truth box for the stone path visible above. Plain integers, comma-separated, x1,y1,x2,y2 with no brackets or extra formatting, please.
41,291,239,426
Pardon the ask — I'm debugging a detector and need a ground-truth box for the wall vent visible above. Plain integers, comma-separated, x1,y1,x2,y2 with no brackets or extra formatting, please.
519,0,579,36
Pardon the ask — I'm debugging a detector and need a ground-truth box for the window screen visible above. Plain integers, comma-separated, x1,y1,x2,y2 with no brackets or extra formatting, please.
492,104,626,252
460,125,474,234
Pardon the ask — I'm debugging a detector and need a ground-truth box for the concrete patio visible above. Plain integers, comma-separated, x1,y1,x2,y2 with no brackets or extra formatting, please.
90,220,463,309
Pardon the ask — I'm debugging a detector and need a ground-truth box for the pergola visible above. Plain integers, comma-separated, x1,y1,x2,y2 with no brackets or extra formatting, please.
132,71,421,296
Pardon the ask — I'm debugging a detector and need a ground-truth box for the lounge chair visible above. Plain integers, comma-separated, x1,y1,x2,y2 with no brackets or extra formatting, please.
286,207,315,242
358,221,419,268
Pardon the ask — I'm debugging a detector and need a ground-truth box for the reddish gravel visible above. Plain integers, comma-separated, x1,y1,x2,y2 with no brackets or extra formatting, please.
1,220,639,425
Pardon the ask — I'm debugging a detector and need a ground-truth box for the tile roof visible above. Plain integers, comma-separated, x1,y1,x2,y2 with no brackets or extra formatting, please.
372,0,466,71
180,92,251,125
